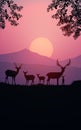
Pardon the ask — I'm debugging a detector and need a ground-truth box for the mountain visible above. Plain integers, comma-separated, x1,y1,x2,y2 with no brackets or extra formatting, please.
58,55,81,68
0,49,56,66
0,48,81,67
71,55,81,68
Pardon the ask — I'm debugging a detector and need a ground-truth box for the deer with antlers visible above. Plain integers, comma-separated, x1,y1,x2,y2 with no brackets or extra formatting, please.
37,74,45,84
46,59,71,85
5,64,22,85
23,71,35,85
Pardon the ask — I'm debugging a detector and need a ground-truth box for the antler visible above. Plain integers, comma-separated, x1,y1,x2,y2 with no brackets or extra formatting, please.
57,59,63,68
14,63,22,68
14,63,17,68
19,64,22,68
65,59,71,68
57,59,71,68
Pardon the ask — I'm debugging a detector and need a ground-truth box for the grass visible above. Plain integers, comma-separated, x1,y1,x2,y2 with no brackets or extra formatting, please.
0,82,81,128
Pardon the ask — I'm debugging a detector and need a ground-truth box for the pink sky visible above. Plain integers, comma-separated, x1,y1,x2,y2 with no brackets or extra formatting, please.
0,0,81,60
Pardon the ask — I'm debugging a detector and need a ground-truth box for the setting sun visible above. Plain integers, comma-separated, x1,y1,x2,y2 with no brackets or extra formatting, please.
29,37,53,57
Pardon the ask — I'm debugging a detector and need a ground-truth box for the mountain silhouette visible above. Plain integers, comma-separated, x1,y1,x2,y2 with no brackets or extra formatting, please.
0,48,56,66
59,55,81,68
0,48,81,67
71,55,81,68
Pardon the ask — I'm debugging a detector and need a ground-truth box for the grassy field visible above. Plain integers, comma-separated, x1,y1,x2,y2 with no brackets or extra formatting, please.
0,82,81,129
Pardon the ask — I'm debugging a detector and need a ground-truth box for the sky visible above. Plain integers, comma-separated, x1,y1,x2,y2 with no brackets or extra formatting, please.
0,0,81,60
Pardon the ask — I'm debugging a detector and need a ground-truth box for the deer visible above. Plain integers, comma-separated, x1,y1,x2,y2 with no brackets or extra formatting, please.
23,71,35,85
5,64,22,85
46,59,71,85
37,74,45,84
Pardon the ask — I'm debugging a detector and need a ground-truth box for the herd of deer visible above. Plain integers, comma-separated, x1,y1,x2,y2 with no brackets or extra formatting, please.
5,59,71,85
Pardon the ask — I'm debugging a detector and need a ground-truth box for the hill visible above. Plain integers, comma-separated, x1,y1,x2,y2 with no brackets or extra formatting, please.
0,48,56,66
61,54,81,68
71,55,81,68
0,48,81,68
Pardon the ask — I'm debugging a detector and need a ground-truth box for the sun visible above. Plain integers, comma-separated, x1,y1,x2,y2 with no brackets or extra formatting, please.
29,37,53,57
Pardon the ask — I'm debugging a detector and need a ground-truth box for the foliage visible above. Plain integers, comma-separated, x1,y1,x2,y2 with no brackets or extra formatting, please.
0,0,23,29
47,0,81,39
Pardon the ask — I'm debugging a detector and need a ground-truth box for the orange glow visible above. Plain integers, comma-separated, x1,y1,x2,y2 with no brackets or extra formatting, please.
29,37,53,57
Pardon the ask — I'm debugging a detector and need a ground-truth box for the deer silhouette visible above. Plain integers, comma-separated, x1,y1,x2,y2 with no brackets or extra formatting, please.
46,59,71,85
37,74,45,84
5,64,22,85
23,71,35,85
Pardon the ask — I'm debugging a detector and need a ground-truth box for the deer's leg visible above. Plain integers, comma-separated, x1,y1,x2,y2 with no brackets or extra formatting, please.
5,76,7,83
12,78,13,85
39,79,40,84
49,79,50,85
14,78,16,85
7,77,9,84
47,79,48,85
31,80,32,85
31,80,34,85
5,75,9,84
26,80,29,86
47,80,48,85
47,78,48,85
57,78,59,85
5,77,6,83
44,79,45,85
25,80,27,85
40,79,42,84
49,78,50,85
43,80,44,84
47,78,50,85
5,76,9,84
33,79,34,85
27,80,29,86
12,77,15,85
41,80,42,83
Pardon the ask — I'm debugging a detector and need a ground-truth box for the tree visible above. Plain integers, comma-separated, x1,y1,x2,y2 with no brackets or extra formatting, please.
47,0,81,39
0,0,23,29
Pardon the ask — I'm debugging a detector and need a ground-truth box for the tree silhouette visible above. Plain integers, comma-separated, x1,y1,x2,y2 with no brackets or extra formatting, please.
0,0,23,29
47,0,81,39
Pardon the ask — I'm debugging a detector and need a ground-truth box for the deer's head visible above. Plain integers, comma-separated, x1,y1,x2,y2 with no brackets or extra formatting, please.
37,74,40,76
23,71,28,75
14,64,22,72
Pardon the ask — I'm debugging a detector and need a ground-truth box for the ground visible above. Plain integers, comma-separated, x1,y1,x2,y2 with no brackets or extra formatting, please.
0,82,81,129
